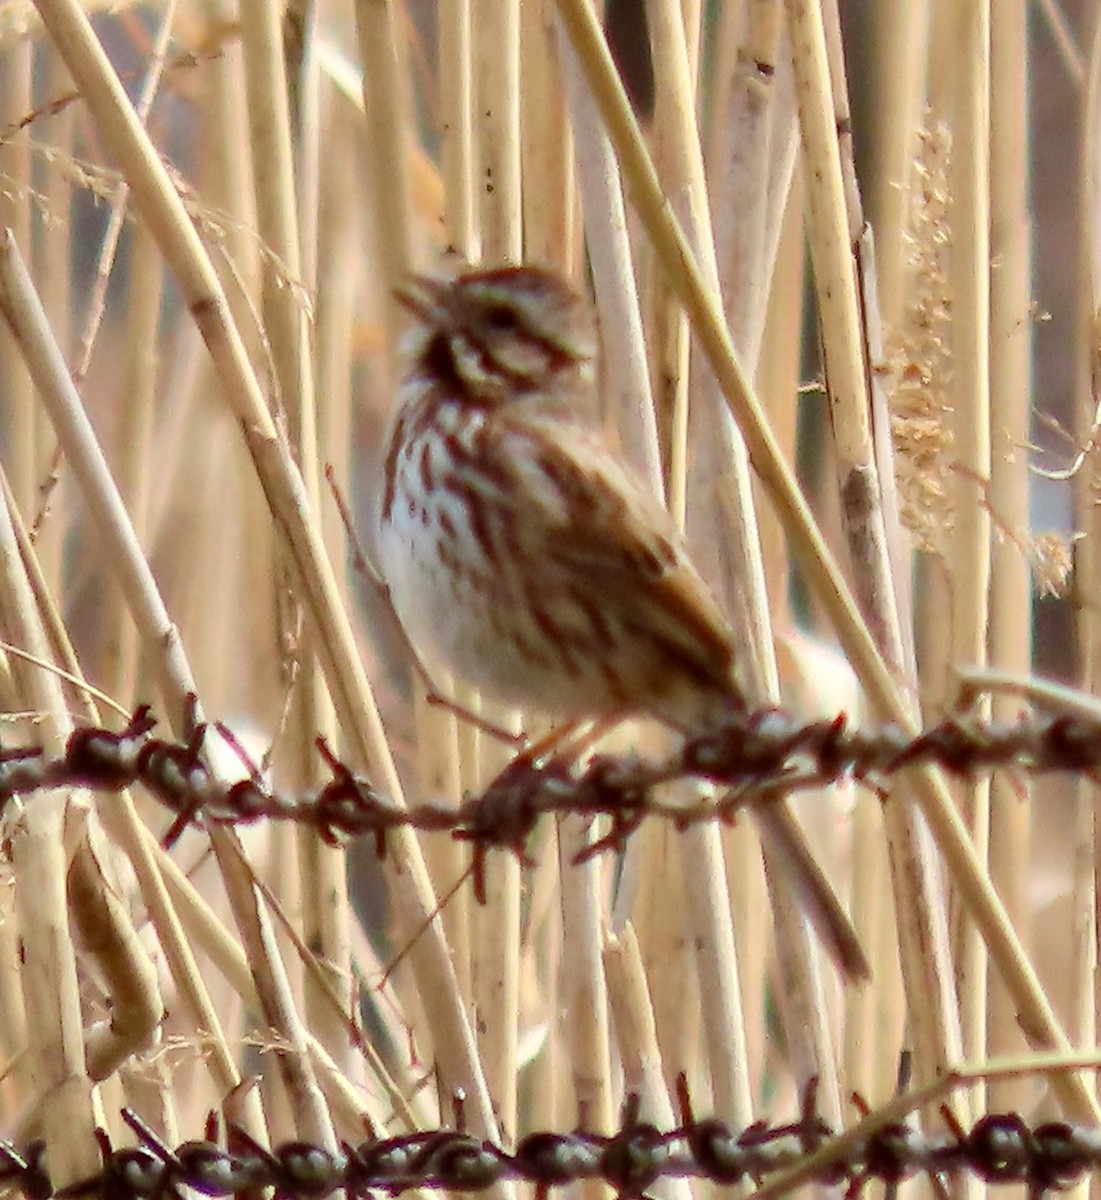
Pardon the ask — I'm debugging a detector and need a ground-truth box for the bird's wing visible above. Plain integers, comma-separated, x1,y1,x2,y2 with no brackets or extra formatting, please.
501,416,738,692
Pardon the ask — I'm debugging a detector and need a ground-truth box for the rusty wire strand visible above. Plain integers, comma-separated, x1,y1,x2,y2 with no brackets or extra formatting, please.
0,704,1097,889
0,1092,1097,1200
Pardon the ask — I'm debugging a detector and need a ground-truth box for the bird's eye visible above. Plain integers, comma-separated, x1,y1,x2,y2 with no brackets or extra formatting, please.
484,303,520,331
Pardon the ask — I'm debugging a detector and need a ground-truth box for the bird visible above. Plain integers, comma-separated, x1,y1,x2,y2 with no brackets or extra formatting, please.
378,262,868,982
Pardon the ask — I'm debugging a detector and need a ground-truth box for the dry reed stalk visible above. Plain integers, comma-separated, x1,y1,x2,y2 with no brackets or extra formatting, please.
473,0,521,261
203,19,262,304
986,0,1033,1115
1069,792,1097,1060
521,2,574,271
409,0,472,1013
731,177,805,1093
945,3,992,1124
416,0,474,1004
67,821,162,1081
307,106,361,1068
210,830,336,1147
183,19,278,728
512,13,572,1129
786,0,892,653
557,18,660,488
1074,1,1101,1115
440,0,476,257
603,925,694,1200
103,223,162,704
238,0,341,1069
865,0,929,331
645,0,690,524
712,2,799,378
0,38,35,514
842,790,896,1102
520,830,563,1134
555,816,613,1200
239,0,311,434
238,0,320,824
35,45,75,592
467,0,523,1138
354,0,413,339
616,814,702,1099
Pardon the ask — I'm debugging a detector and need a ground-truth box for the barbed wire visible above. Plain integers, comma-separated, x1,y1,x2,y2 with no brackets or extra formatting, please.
4,713,1101,1198
2,703,1099,895
1,1088,1098,1200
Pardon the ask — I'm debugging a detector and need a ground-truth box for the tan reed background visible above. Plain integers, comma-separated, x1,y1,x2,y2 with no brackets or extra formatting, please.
0,0,1095,1194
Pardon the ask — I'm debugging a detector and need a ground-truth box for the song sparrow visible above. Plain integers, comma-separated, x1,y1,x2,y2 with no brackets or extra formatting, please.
379,264,868,981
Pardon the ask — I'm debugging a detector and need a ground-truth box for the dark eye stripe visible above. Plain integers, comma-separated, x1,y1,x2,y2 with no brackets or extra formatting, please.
423,329,459,385
469,331,582,398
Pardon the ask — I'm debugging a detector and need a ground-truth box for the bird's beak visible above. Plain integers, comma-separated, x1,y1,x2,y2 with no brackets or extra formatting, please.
395,273,450,322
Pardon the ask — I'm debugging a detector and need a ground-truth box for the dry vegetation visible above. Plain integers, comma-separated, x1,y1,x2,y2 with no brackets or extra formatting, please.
0,0,1097,1194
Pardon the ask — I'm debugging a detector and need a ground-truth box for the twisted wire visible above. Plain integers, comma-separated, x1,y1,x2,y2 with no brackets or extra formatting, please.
0,705,1097,881
0,1095,1097,1200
